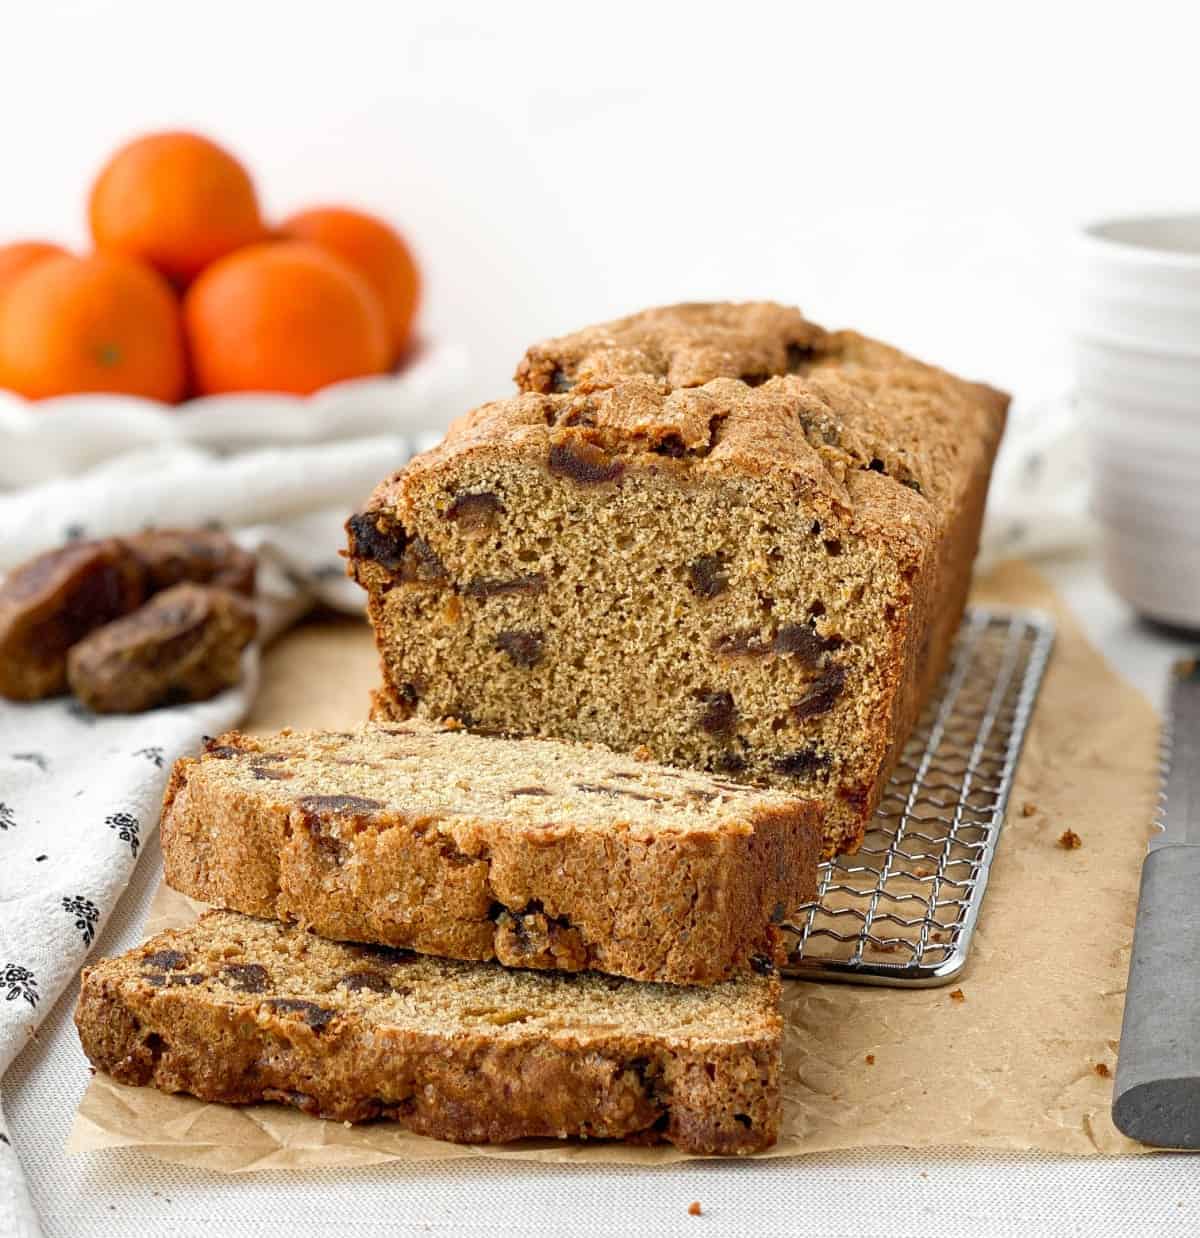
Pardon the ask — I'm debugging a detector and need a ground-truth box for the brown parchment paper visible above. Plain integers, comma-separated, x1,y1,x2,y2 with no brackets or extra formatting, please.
67,560,1162,1170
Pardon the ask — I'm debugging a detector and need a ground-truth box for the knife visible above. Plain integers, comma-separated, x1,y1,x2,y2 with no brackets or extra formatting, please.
1113,655,1200,1147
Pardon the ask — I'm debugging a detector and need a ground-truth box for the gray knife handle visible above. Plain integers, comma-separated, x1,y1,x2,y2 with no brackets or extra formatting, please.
1113,844,1200,1146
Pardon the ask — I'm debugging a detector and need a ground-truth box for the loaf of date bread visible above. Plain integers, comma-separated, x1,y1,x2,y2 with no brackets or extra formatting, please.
348,302,1007,858
160,721,820,985
76,909,782,1154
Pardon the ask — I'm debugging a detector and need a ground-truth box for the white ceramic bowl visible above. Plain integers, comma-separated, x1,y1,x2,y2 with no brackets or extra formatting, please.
1078,214,1200,627
1099,520,1200,629
0,343,467,605
0,342,466,490
1079,214,1200,355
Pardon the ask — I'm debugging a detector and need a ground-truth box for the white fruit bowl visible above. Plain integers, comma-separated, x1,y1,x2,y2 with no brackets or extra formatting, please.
0,342,465,489
0,342,467,615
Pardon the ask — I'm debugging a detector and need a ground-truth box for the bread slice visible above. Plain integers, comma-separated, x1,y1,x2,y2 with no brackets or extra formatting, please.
347,301,1007,857
160,721,820,985
76,910,782,1155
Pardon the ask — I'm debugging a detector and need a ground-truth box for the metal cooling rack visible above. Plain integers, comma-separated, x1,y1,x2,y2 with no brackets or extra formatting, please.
782,606,1055,988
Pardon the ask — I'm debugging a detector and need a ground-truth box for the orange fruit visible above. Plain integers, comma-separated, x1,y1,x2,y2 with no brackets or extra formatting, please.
183,240,390,395
0,252,187,402
279,206,420,361
89,131,265,285
0,241,67,302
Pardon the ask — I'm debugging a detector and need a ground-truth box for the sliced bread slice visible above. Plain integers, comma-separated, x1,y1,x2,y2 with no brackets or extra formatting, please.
160,720,820,985
76,910,782,1155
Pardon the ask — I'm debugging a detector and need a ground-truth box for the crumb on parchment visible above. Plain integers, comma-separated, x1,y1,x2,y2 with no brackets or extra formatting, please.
1058,829,1082,850
865,1054,876,1065
949,988,966,1003
1094,1062,1111,1079
1021,802,1037,817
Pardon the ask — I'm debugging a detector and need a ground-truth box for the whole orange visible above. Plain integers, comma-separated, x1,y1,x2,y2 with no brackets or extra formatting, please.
183,241,390,395
279,206,420,362
0,252,187,402
0,241,67,302
89,132,265,285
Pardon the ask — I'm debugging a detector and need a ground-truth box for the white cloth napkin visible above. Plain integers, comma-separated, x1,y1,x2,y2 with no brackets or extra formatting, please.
0,348,464,1237
0,654,261,1234
976,391,1093,570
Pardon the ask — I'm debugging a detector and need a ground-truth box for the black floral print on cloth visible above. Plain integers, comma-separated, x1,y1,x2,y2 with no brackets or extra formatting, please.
62,895,100,946
106,811,140,858
10,752,48,771
0,965,37,1008
134,746,165,768
0,803,14,831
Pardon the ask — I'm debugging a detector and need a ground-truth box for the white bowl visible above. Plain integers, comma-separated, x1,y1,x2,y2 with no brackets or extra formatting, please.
1080,214,1200,356
1099,518,1200,628
1075,339,1200,417
1088,427,1200,483
0,341,467,489
1092,484,1200,538
1078,213,1200,625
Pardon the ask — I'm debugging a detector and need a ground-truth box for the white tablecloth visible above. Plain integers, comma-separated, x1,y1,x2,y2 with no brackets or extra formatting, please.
5,552,1198,1237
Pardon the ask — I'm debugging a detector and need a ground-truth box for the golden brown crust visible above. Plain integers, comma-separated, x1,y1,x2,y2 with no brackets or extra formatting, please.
393,306,1004,549
160,723,820,985
75,911,781,1155
515,300,826,395
352,303,1007,857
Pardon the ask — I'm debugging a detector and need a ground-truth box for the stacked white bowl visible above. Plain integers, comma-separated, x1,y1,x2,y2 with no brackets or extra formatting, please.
1078,214,1200,628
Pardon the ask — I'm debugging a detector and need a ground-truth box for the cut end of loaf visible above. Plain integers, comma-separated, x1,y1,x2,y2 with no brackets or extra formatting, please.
353,457,915,858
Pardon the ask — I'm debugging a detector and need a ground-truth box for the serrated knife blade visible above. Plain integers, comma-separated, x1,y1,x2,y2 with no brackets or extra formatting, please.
1113,656,1200,1147
1150,657,1200,849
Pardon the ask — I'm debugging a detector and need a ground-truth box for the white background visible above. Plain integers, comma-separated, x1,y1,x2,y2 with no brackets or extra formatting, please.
5,3,1200,1235
3,1,1199,413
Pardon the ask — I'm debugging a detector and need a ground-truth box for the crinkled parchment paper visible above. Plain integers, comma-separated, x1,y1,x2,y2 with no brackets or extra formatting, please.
67,561,1160,1170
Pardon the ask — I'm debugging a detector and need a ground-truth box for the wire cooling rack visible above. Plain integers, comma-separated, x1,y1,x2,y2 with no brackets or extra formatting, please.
782,607,1055,987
